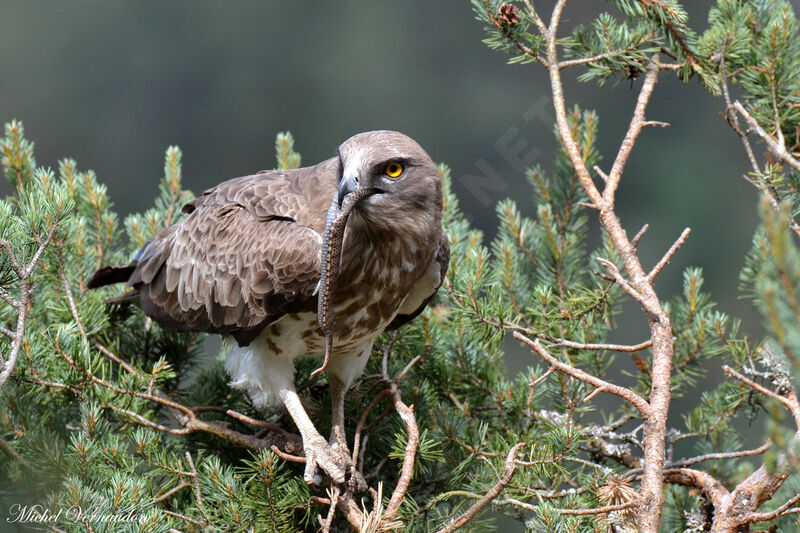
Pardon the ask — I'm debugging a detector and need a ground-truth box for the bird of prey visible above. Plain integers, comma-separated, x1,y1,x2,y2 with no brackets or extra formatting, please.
89,130,449,486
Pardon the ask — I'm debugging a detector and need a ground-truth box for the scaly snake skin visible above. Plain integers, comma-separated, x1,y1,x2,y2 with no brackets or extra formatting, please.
313,188,377,375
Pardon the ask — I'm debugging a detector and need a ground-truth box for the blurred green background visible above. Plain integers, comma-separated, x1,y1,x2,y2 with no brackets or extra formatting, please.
0,1,777,318
0,1,780,325
1,1,799,528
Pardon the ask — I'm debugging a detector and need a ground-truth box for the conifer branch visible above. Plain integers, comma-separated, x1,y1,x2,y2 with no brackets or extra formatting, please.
718,38,800,239
603,60,660,205
0,221,59,394
733,101,800,175
515,332,652,417
482,0,547,65
541,5,676,525
719,39,761,176
723,365,800,429
647,228,691,281
556,500,639,516
435,442,524,533
747,493,800,522
665,441,770,469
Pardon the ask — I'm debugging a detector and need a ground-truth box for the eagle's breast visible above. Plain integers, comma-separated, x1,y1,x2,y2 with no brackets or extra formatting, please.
325,220,439,350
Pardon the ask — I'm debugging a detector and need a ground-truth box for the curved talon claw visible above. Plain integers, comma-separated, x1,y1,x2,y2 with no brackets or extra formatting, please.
328,437,367,493
303,434,346,485
348,466,367,494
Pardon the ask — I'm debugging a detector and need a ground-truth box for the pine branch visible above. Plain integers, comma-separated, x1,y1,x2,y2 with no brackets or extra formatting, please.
666,441,770,469
647,228,691,281
538,4,677,524
379,342,420,526
748,493,800,522
515,332,651,416
435,443,524,533
723,365,800,429
733,101,800,175
0,221,59,394
556,500,639,516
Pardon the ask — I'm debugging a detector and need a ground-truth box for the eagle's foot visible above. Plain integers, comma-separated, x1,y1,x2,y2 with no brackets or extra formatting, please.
347,466,367,494
328,436,367,493
303,433,346,485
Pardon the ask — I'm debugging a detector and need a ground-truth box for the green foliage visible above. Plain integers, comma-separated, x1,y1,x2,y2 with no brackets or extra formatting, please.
703,0,800,135
275,131,302,171
563,13,657,85
2,2,800,531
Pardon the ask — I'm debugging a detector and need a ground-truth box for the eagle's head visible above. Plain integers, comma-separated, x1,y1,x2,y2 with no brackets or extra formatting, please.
335,130,442,234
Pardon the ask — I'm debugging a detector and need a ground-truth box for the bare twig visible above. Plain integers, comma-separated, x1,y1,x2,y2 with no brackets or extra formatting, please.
542,6,676,523
647,228,691,281
594,165,609,182
0,435,29,467
352,389,391,468
604,61,661,205
184,451,206,524
723,365,800,429
666,441,770,469
380,381,419,525
734,101,800,174
521,0,547,36
558,47,644,69
161,510,203,527
60,270,86,338
549,338,652,353
435,443,524,533
319,487,340,533
748,492,800,522
530,366,555,389
95,341,142,378
641,121,670,128
270,445,305,463
595,258,647,307
661,468,729,510
515,332,651,417
556,500,639,516
631,224,650,248
153,481,191,504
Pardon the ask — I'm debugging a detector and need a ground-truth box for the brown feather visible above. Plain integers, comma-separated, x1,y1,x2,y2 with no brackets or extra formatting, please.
121,159,341,343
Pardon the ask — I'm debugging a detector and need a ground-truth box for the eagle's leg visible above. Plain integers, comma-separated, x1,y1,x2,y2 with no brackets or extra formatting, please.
326,346,370,492
328,374,349,457
278,388,346,485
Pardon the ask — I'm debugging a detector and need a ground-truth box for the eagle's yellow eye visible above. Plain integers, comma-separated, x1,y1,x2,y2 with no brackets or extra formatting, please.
384,162,404,178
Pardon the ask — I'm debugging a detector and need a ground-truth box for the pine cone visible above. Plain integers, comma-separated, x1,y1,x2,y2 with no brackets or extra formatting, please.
497,4,521,27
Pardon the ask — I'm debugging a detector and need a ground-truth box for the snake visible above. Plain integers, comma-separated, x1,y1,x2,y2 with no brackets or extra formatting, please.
313,188,377,376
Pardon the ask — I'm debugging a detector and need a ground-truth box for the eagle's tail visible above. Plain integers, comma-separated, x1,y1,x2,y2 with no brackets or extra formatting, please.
87,263,136,289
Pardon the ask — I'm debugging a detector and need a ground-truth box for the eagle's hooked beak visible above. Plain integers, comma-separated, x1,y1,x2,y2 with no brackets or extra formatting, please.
337,172,359,207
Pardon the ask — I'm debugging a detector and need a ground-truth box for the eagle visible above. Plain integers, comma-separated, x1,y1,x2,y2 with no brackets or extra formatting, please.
89,130,449,486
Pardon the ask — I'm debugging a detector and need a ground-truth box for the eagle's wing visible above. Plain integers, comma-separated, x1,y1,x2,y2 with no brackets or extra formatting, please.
128,158,339,345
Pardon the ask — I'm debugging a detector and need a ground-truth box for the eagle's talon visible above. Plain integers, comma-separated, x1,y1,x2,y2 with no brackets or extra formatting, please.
303,434,347,485
348,467,367,494
327,437,367,493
